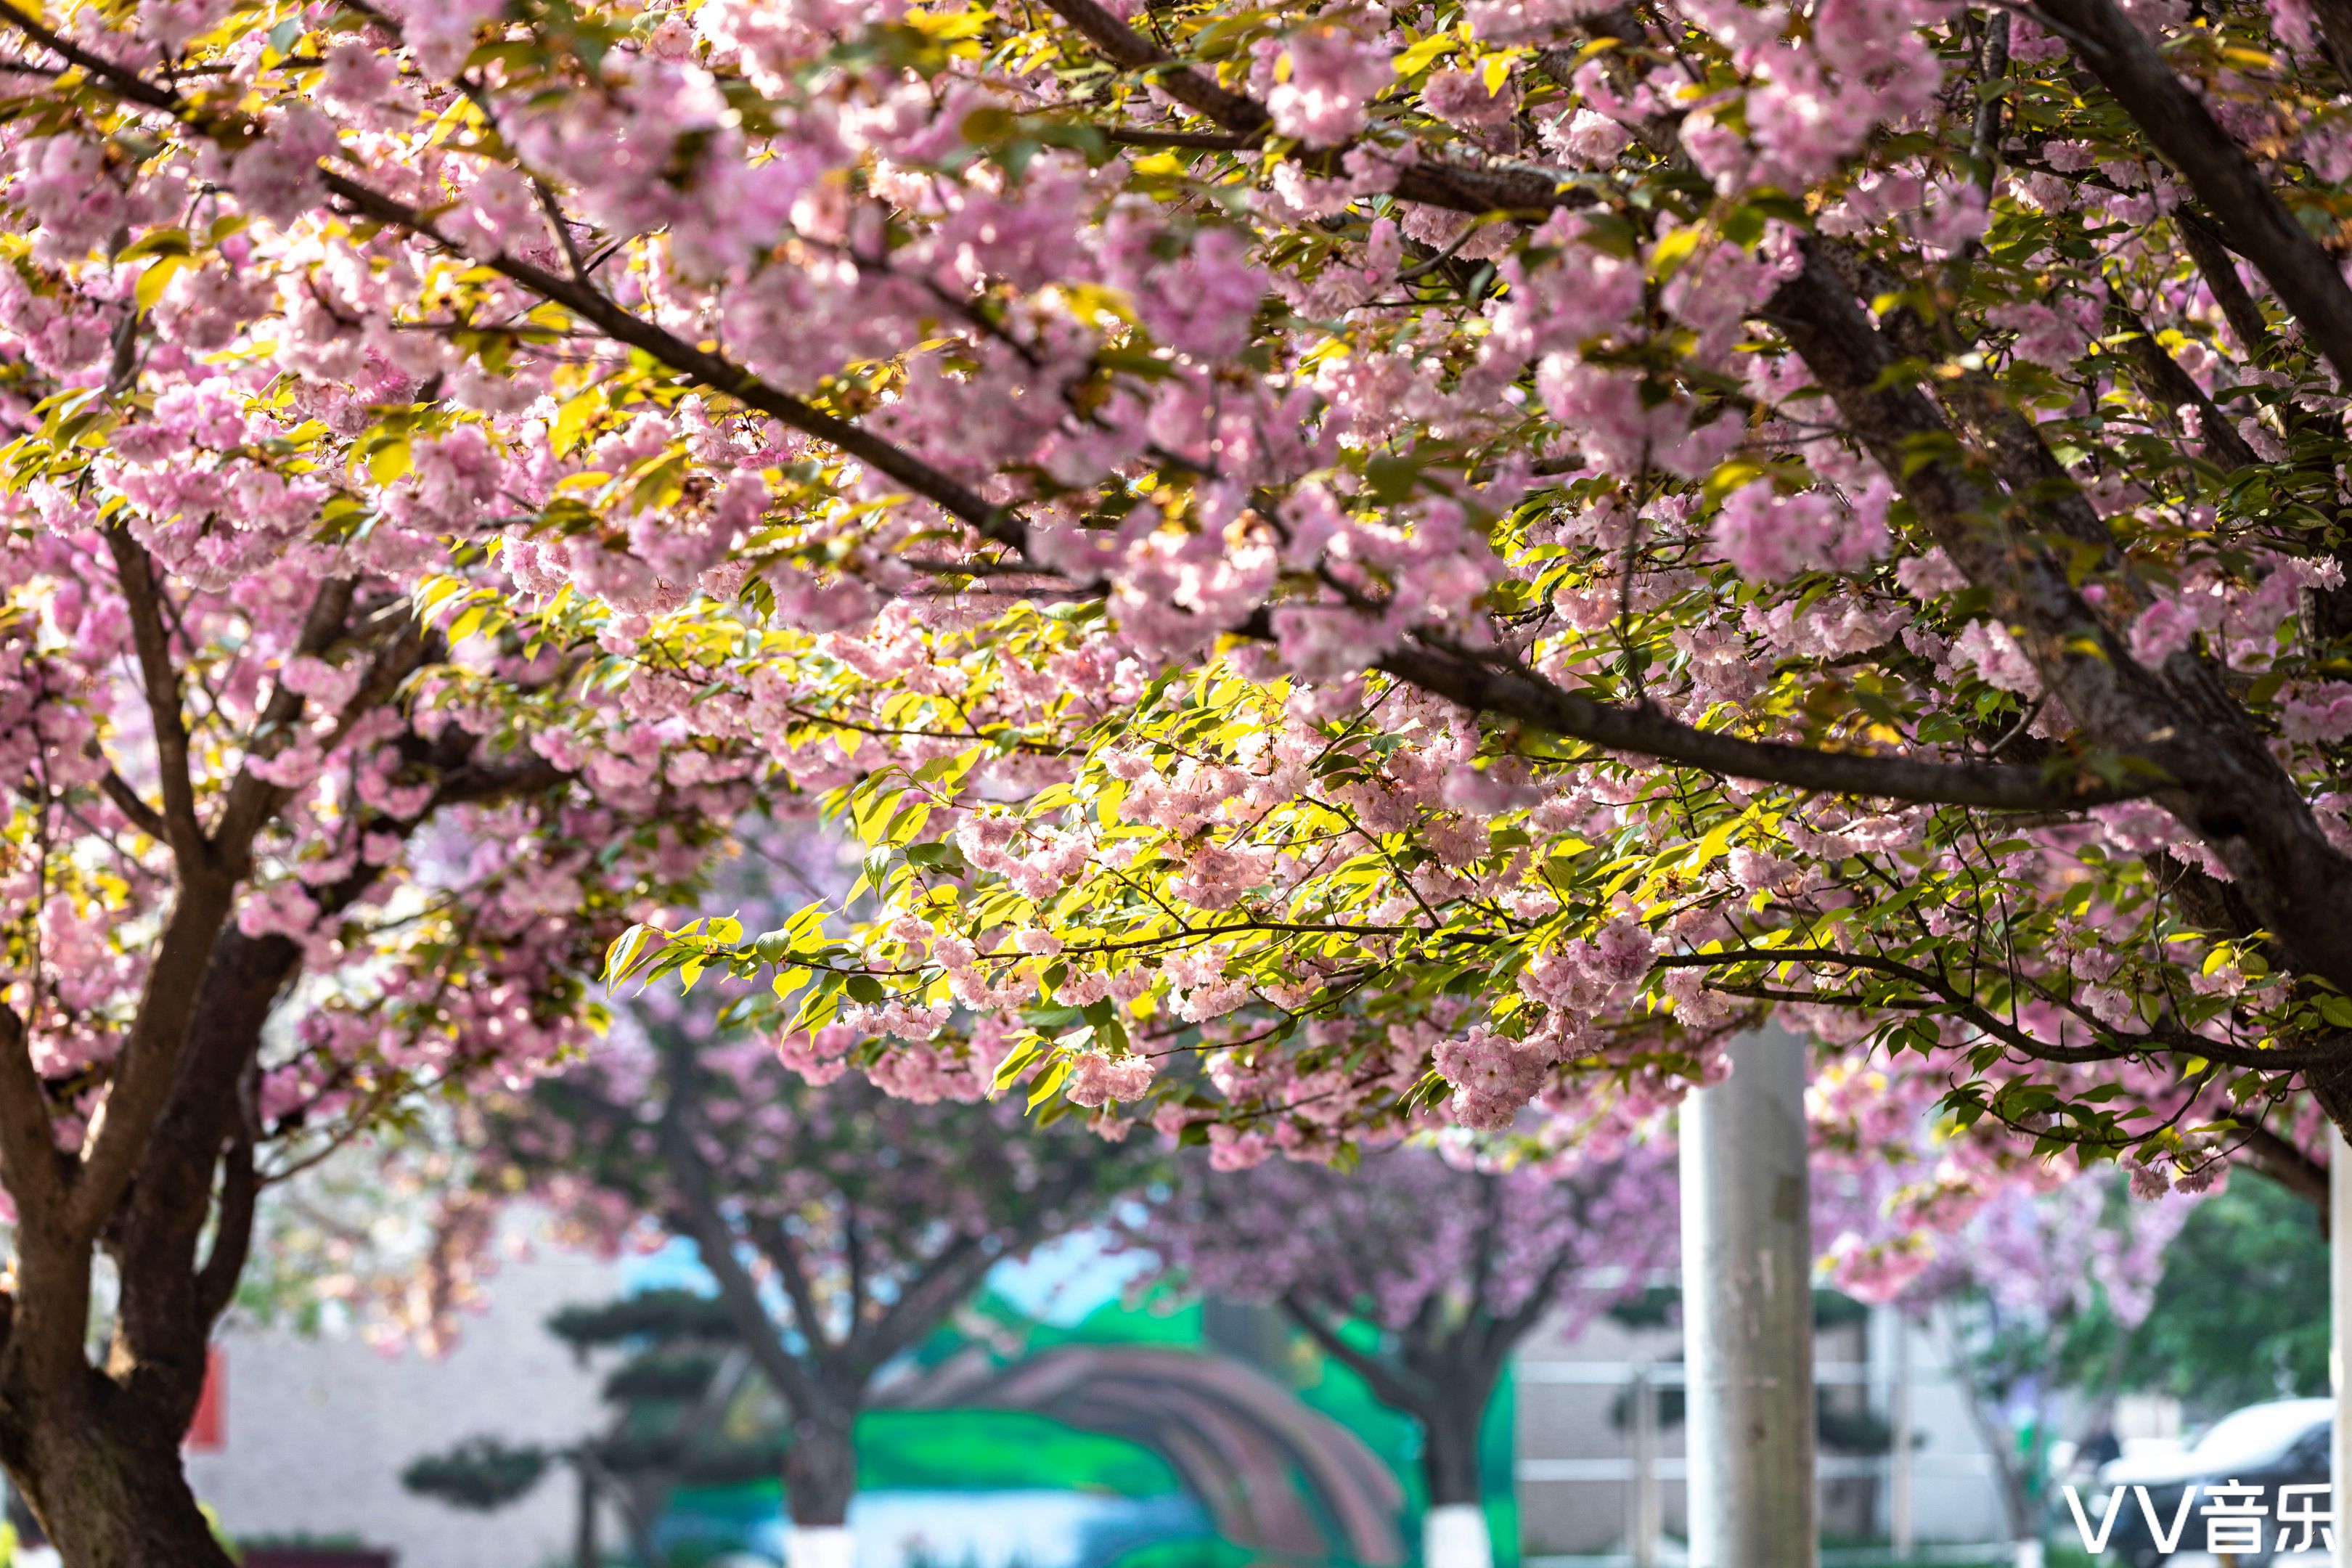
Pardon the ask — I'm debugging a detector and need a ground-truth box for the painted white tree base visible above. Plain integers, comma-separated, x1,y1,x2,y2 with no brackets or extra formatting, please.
785,1524,857,1568
1423,1504,1493,1568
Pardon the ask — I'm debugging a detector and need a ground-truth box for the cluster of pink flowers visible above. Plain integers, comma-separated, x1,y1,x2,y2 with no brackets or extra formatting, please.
0,0,2340,1305
1249,22,1395,147
1710,481,1890,581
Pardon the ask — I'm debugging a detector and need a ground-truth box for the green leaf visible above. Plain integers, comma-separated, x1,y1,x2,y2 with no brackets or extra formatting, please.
118,228,192,264
134,254,189,311
1026,1054,1072,1110
992,1037,1048,1094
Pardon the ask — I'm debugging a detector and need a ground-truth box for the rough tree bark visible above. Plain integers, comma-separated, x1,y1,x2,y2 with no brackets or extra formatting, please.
0,883,276,1566
782,1407,859,1524
0,550,555,1564
0,1387,237,1567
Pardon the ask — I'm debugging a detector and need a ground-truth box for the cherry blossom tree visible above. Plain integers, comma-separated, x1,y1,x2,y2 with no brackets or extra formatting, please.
494,0,2352,1191
1811,1045,2197,1558
0,387,735,1558
16,0,2352,1553
1125,1141,1678,1568
487,992,1149,1565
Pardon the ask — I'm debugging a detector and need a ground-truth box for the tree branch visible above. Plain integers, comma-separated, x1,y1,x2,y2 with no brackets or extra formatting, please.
1765,245,2352,1000
314,172,1024,551
1485,1242,1583,1367
0,1005,65,1220
1030,0,1588,214
655,1123,830,1419
193,1132,258,1325
98,769,169,844
1376,637,2131,809
2101,285,2262,471
2173,210,2277,363
1101,127,1262,150
102,525,204,859
1655,944,2345,1072
741,1212,844,1368
0,0,178,109
846,1233,995,1382
2036,0,2352,389
1278,1291,1434,1417
16,14,2133,826
69,878,241,1240
2230,1122,2329,1226
211,576,359,870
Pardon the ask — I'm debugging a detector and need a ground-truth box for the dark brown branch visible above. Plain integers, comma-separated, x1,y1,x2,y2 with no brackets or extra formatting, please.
845,1233,993,1381
1021,5,2158,814
1032,0,1588,216
1028,0,1270,134
2037,0,2352,389
0,0,178,108
1819,240,2112,550
1766,245,2352,1002
192,1133,258,1323
17,11,2134,828
422,756,566,812
1485,1241,1583,1364
1655,944,2344,1071
2231,1122,2329,1225
1101,127,1261,150
313,171,1024,551
1375,638,2132,809
2175,210,2277,362
655,1119,830,1420
0,7,1033,558
211,576,357,870
102,526,203,858
68,883,240,1241
531,176,590,282
1970,12,2012,180
742,1212,844,1367
98,769,169,844
2102,285,2263,471
2311,0,2352,84
1278,1290,1434,1416
0,1005,65,1220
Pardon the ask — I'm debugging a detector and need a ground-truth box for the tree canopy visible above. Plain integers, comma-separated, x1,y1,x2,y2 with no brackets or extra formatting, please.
9,0,2352,1549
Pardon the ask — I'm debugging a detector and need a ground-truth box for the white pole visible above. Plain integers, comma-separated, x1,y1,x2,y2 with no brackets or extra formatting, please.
2332,1124,2351,1563
1890,1312,1913,1561
1681,1025,1817,1568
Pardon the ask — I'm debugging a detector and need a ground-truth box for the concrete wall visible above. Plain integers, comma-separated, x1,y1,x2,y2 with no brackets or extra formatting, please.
184,1241,624,1568
1513,1307,1689,1556
1864,1304,2012,1546
1513,1301,2012,1559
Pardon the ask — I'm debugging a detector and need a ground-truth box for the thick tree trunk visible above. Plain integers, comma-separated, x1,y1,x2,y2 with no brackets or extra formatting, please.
9,933,285,1567
783,1409,856,1524
2311,1067,2352,1158
0,1379,234,1568
1420,1403,1482,1507
1418,1408,1490,1568
783,1408,857,1568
